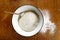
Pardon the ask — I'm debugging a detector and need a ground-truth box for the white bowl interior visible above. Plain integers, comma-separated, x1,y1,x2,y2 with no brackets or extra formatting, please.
12,5,43,36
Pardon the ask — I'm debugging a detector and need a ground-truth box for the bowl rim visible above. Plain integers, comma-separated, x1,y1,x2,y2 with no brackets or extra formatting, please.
12,4,44,37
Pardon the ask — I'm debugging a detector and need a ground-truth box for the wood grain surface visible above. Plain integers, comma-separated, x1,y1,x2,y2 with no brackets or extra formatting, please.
0,0,60,40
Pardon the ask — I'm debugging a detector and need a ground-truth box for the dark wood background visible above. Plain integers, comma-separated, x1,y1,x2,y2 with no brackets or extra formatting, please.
0,0,60,40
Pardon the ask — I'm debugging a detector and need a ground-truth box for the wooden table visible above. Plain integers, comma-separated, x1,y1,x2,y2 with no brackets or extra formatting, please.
0,0,60,40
